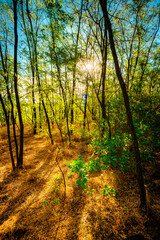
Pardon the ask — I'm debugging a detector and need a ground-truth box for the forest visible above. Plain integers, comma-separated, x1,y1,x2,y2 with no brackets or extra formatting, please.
0,0,160,239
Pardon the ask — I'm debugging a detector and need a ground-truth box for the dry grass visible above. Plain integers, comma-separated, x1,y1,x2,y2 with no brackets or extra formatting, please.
0,125,160,240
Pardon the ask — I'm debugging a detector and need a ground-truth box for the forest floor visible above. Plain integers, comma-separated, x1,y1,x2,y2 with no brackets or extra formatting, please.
0,125,160,240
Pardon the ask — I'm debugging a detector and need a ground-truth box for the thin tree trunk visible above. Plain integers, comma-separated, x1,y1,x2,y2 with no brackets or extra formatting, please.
83,76,88,129
0,42,19,161
26,0,53,141
21,1,37,134
42,100,53,145
13,0,24,168
50,21,71,142
45,92,64,143
71,0,83,133
99,0,146,207
101,15,107,133
0,94,15,170
32,69,37,134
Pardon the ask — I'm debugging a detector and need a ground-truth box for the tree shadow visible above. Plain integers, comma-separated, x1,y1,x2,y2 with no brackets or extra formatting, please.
110,164,160,240
62,186,86,240
87,208,118,240
0,139,58,234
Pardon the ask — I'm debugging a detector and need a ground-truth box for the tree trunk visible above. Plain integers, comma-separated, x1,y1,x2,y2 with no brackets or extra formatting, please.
83,76,88,129
99,0,146,207
25,0,53,141
70,0,83,133
20,0,37,134
31,69,37,134
101,13,108,134
13,0,24,168
0,42,19,162
42,100,53,145
0,94,15,170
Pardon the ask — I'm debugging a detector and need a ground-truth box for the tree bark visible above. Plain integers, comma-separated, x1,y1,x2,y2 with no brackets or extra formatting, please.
21,1,37,134
13,0,24,168
71,0,83,134
0,94,15,170
26,0,53,142
83,76,88,129
0,42,19,162
99,0,146,207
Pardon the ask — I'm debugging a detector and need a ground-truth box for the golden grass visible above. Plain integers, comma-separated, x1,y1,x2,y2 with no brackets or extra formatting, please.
0,125,160,239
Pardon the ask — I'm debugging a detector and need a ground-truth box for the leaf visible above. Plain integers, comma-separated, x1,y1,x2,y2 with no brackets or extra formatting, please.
53,199,61,204
102,189,106,195
76,179,82,186
111,162,116,167
42,201,48,205
101,165,107,170
83,177,88,183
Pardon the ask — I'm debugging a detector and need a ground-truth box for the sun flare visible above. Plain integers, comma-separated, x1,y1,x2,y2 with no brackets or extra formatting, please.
85,62,92,71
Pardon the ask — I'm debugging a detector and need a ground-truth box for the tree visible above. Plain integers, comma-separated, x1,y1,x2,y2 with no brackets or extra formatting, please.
99,0,146,207
86,1,112,138
20,0,37,134
0,3,20,170
0,93,15,169
70,0,84,134
24,0,53,144
13,0,24,168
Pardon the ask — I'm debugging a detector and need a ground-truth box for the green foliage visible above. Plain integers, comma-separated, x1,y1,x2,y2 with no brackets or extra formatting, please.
136,125,155,162
42,177,61,206
102,185,116,198
83,186,95,196
53,199,61,204
86,158,101,173
131,94,160,158
68,155,88,188
90,129,132,172
68,154,116,199
68,155,108,189
42,200,49,206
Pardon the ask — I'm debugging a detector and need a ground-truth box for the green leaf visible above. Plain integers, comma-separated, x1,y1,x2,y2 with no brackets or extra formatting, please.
102,189,106,195
83,177,88,183
111,162,116,167
76,179,83,186
42,201,48,205
101,165,107,170
53,199,61,204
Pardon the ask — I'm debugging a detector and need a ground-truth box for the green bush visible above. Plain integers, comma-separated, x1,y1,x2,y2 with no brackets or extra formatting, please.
90,130,132,172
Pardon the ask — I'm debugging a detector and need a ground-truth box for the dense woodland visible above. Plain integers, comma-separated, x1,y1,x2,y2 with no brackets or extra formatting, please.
0,0,160,239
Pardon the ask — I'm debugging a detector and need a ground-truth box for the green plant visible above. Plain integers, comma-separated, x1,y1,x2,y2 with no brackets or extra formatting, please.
131,94,160,154
68,155,107,189
68,155,88,188
42,177,61,206
102,185,116,198
83,186,95,196
53,199,61,204
90,129,132,171
42,200,49,206
135,123,155,162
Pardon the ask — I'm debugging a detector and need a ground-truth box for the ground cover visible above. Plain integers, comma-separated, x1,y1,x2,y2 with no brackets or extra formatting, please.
0,126,160,240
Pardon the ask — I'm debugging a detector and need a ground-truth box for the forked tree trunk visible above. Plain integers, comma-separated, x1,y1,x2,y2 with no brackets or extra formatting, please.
0,42,19,162
99,0,146,207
